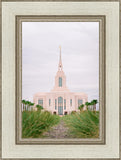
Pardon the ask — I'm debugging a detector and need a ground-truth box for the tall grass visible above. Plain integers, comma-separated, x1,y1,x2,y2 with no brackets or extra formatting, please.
22,111,60,138
62,111,99,138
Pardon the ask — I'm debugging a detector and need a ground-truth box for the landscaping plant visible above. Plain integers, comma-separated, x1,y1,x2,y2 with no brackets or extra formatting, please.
63,110,99,138
22,111,60,138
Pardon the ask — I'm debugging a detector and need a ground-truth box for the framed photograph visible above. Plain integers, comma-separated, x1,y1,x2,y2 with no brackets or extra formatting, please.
16,16,105,145
1,0,120,159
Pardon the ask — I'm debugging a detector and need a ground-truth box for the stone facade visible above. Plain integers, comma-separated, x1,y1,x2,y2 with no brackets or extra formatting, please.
33,47,88,115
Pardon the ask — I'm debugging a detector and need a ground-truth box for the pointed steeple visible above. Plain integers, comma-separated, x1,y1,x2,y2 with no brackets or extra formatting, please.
58,46,63,71
51,46,70,92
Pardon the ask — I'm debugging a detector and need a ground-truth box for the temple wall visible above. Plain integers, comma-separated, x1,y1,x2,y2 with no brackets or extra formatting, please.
33,92,88,115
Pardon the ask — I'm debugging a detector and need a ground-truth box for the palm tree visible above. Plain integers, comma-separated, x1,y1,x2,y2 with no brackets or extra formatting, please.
28,101,32,111
91,99,98,112
78,104,84,112
88,102,92,111
24,101,27,110
22,100,26,111
85,102,89,110
30,102,34,111
91,100,95,111
26,101,30,111
36,105,43,112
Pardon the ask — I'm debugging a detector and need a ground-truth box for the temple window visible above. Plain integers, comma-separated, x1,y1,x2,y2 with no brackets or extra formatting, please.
59,77,62,87
38,99,43,106
70,99,72,106
64,99,66,110
78,99,83,107
55,99,57,110
58,97,63,115
58,97,63,105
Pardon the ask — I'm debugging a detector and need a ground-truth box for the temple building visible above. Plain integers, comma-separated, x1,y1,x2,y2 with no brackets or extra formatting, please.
33,47,88,115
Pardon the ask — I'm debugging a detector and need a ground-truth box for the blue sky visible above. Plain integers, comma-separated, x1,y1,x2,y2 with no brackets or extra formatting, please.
22,22,99,106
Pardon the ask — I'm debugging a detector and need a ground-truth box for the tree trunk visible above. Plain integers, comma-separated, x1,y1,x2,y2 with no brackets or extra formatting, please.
94,104,96,111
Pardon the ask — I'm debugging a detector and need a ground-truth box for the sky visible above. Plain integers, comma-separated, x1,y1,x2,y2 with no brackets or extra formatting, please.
22,22,99,107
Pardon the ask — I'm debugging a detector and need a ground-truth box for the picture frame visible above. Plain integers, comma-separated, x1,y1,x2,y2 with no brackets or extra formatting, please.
1,0,120,159
16,15,105,145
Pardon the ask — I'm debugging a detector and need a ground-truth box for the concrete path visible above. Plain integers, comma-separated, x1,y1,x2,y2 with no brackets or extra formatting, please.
43,119,70,138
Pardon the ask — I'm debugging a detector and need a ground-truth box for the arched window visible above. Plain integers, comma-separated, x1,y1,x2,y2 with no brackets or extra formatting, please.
59,77,62,87
58,97,63,105
58,97,63,115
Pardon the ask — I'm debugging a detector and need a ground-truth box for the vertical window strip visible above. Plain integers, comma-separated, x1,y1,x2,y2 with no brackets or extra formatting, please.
58,97,63,115
70,99,72,106
55,99,57,110
64,99,66,110
59,77,62,87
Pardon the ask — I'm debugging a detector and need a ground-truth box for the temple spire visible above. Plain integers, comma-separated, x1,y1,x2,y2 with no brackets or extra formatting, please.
58,46,63,71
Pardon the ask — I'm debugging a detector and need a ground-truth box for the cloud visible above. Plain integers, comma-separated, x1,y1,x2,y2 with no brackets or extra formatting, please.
22,22,99,103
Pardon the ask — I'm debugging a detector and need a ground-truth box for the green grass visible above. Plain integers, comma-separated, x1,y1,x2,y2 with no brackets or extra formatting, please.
22,111,60,138
22,110,99,138
62,111,99,138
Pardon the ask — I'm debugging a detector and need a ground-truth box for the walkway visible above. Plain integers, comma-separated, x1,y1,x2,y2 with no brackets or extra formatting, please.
43,119,70,138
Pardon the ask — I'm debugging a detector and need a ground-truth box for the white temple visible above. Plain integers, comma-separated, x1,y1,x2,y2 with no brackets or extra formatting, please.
33,47,88,115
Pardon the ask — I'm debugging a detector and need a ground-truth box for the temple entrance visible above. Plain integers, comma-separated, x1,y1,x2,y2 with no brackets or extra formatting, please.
64,112,68,115
58,97,63,115
58,106,63,115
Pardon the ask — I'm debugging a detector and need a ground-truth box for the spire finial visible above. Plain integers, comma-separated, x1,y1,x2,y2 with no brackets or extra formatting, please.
58,46,63,71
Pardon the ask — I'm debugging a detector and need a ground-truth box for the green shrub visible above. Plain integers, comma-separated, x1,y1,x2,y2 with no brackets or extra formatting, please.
63,111,99,138
71,111,77,115
22,111,60,138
